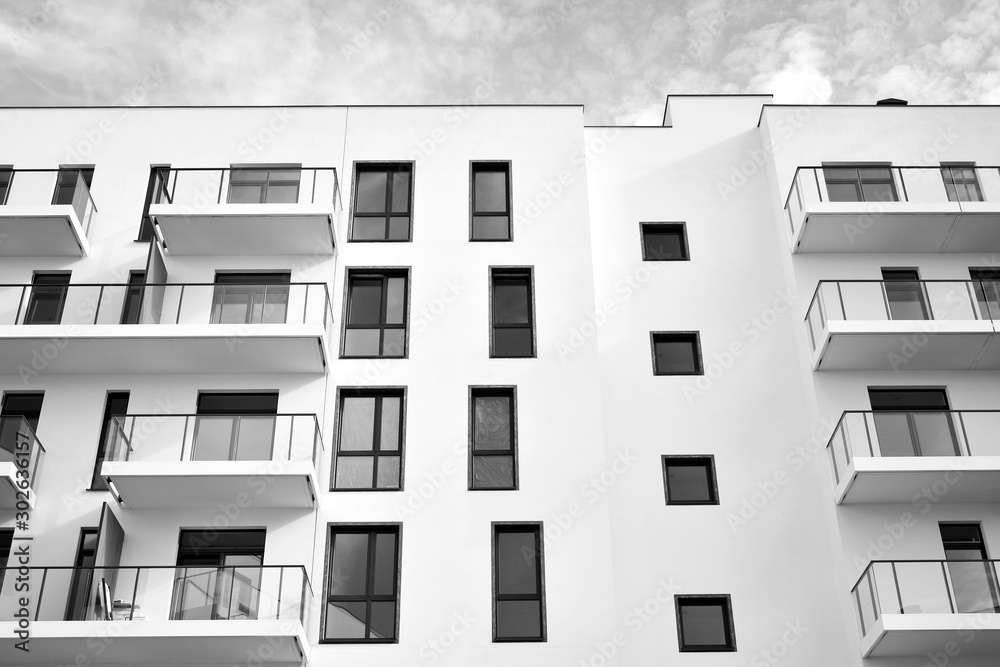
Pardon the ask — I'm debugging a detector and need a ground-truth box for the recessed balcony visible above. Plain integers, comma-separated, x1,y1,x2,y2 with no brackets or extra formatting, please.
149,166,340,255
853,559,1000,657
0,565,311,664
783,165,1000,253
805,280,1000,370
101,413,323,509
827,410,1000,504
0,281,332,375
0,416,45,509
0,168,95,256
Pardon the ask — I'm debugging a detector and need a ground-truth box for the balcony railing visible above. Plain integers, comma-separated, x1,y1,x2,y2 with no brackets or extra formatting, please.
0,565,310,624
105,413,323,470
827,410,1000,486
0,416,45,493
0,168,97,235
853,559,1000,638
154,167,340,208
806,280,999,352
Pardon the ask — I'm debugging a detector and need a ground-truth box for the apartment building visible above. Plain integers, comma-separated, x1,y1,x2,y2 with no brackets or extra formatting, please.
0,96,997,666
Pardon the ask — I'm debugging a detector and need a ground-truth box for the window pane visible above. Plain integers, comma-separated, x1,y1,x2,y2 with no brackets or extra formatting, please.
379,397,400,451
356,171,388,213
335,457,374,488
494,329,533,357
911,412,959,456
377,457,400,489
330,533,369,596
373,533,397,595
681,603,728,646
341,397,376,451
859,167,891,180
667,464,712,502
264,183,298,204
234,416,274,460
474,170,507,212
872,413,916,457
381,329,406,357
473,456,514,488
823,167,856,181
474,396,511,451
827,182,861,202
862,182,896,202
348,281,383,325
391,171,410,213
345,329,381,356
370,601,397,639
655,339,698,374
497,532,537,595
228,184,263,204
326,601,368,639
385,278,405,324
496,600,541,639
494,281,529,324
262,287,288,324
193,417,234,461
473,216,510,240
388,216,410,240
352,218,386,241
643,229,684,260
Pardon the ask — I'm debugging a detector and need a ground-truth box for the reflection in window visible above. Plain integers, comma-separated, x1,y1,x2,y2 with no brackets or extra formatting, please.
211,273,290,325
324,526,400,642
823,166,897,203
343,271,408,358
352,164,412,241
470,388,516,490
333,390,403,490
227,168,300,204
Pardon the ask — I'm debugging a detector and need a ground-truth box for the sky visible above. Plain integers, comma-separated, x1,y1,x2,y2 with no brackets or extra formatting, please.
0,0,997,125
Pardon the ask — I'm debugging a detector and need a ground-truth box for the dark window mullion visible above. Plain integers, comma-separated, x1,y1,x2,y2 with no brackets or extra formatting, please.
371,396,383,488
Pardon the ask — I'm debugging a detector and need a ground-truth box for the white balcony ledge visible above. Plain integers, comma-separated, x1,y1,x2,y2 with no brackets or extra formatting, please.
0,204,92,256
834,456,1000,505
862,614,1000,657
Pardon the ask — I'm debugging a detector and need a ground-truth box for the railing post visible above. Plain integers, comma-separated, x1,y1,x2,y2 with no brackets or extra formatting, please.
813,168,822,203
130,567,140,621
15,285,27,325
890,562,904,614
35,568,48,621
217,170,224,204
942,561,957,614
302,284,310,325
957,411,972,456
180,415,190,461
94,285,105,324
310,169,317,204
277,566,284,620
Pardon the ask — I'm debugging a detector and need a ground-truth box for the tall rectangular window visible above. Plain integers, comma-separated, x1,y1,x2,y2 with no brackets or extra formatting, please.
138,166,169,241
651,332,702,375
333,389,403,490
882,268,929,320
471,162,511,241
352,163,412,241
23,273,71,325
823,165,897,202
172,529,266,621
942,164,983,202
227,167,300,204
91,392,130,490
491,268,534,358
493,523,545,642
323,525,401,643
970,267,1000,320
342,270,408,358
470,387,516,490
120,271,146,324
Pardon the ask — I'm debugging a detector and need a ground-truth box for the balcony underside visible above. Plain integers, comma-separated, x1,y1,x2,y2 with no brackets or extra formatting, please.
835,457,1000,504
813,322,1000,371
0,462,35,508
792,204,1000,253
0,324,328,374
0,206,90,256
863,614,1000,657
150,203,335,255
102,461,317,509
0,620,308,665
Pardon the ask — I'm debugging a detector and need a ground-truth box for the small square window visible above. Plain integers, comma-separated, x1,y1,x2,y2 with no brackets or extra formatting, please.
651,332,702,375
471,162,511,241
641,222,688,261
676,595,736,652
662,456,717,505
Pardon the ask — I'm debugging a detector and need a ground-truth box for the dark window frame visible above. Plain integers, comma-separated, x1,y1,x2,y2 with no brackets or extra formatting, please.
675,594,737,652
640,222,690,261
23,272,72,326
321,523,402,644
489,266,536,359
350,161,414,242
341,267,410,359
90,391,130,491
650,331,703,376
661,455,718,505
138,165,169,242
331,387,406,492
470,161,513,242
469,386,518,491
0,165,13,205
940,522,989,559
492,521,546,643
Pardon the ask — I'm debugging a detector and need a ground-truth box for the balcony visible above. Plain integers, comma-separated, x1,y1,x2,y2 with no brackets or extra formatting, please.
0,168,95,256
149,167,340,255
827,410,1000,504
805,280,1000,370
101,413,323,509
0,281,332,375
0,417,45,509
0,565,310,664
783,165,1000,253
853,559,1000,657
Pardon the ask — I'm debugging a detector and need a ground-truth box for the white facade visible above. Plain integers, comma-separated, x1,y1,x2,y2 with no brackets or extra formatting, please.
0,97,997,665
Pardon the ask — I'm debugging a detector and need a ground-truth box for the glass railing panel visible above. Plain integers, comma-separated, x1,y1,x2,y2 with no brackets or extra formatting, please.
911,412,962,456
2,171,59,206
853,568,878,635
924,282,980,320
947,560,1000,613
961,412,1000,456
836,282,886,320
871,562,899,616
234,416,276,460
892,561,953,613
871,412,916,457
973,168,1000,202
287,415,319,463
897,168,953,204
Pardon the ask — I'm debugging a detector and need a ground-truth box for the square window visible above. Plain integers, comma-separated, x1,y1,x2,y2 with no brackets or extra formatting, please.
471,162,511,241
662,456,718,505
651,332,702,375
343,270,408,358
470,387,517,490
641,222,688,261
676,595,736,652
323,525,401,643
493,523,545,642
491,268,534,358
333,389,404,490
352,163,413,241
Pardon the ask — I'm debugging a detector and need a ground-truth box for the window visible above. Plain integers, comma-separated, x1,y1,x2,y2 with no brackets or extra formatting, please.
138,166,169,241
192,393,278,461
352,163,412,241
493,523,545,642
662,456,717,505
675,595,736,651
823,165,897,202
333,389,403,490
970,267,1000,320
641,222,689,261
227,167,300,204
470,387,517,490
52,167,94,206
651,332,702,375
869,387,957,457
342,270,408,358
939,524,999,613
0,167,12,204
942,164,983,202
323,525,401,642
120,271,145,324
91,392,130,490
173,529,266,621
211,272,290,325
66,528,98,621
23,273,71,325
491,268,534,358
1,392,44,432
882,269,929,320
471,162,512,241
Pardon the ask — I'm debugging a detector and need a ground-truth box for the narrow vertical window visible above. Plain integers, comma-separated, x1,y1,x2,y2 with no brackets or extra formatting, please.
352,163,413,241
138,166,169,241
493,523,545,641
92,392,130,490
323,526,401,642
342,270,408,358
333,389,404,490
23,273,71,325
491,268,534,358
941,164,983,202
471,162,511,241
470,387,516,490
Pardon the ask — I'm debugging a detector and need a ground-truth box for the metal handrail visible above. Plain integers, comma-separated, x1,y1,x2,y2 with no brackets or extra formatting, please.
852,558,1000,594
155,166,340,206
805,279,999,323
